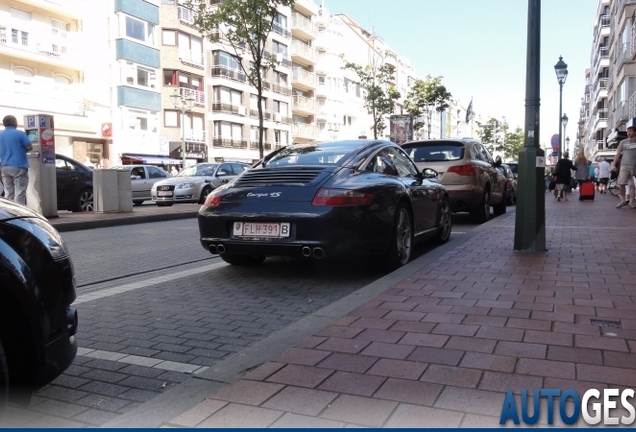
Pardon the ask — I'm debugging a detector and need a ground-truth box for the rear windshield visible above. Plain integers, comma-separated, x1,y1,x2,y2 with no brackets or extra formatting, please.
266,143,349,166
403,144,464,162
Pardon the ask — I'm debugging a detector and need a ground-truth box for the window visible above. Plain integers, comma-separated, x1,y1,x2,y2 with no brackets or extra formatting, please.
274,130,288,146
178,32,202,54
214,50,240,69
11,29,28,46
273,100,288,116
214,86,242,105
274,71,288,86
273,13,287,36
125,15,155,45
214,121,243,139
164,110,179,127
138,67,156,88
162,29,176,45
163,70,203,90
148,166,168,178
272,40,288,56
250,94,266,110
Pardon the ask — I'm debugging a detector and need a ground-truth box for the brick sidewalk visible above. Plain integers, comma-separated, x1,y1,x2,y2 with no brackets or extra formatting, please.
163,190,636,428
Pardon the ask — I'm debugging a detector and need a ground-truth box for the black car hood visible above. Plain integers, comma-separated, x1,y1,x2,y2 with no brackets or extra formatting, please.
0,197,46,222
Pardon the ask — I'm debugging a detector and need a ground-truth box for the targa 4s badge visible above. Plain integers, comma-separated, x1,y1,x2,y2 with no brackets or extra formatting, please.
246,192,282,197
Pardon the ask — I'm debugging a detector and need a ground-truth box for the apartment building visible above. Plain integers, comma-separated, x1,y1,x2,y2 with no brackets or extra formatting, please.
604,0,636,154
0,0,111,165
159,0,207,166
583,0,611,162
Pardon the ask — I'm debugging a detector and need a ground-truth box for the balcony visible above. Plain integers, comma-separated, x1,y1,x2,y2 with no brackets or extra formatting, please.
179,50,204,69
630,91,636,119
178,87,206,107
632,19,636,60
184,129,206,143
271,84,292,96
211,65,247,83
212,137,248,148
211,100,249,116
291,13,318,40
384,50,398,68
292,95,316,115
293,0,320,17
291,40,317,65
291,122,317,140
178,6,198,26
0,24,81,69
292,67,317,90
617,42,630,68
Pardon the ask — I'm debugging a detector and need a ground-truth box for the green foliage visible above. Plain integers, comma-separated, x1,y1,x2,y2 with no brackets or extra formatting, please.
185,0,295,158
478,117,524,161
404,75,452,137
504,126,524,161
342,62,400,139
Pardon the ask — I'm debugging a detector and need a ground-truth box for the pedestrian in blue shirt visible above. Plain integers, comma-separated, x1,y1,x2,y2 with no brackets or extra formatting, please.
0,115,33,205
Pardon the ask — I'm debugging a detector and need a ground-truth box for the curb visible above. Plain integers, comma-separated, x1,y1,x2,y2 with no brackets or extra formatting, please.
50,210,199,232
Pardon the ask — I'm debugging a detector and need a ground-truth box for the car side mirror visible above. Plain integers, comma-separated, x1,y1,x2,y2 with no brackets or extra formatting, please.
421,168,439,180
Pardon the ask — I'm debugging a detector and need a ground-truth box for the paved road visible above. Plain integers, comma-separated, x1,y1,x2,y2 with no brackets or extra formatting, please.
0,212,486,427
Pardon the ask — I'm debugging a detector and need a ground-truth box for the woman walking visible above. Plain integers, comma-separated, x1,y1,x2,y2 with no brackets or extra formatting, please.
553,151,577,201
574,152,589,188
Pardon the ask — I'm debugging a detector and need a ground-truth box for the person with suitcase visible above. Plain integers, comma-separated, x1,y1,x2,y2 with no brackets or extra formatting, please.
553,152,577,201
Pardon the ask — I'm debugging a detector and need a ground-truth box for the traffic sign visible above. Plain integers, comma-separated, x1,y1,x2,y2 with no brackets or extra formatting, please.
551,134,559,150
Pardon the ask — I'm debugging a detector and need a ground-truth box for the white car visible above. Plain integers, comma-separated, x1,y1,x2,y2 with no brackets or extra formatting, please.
151,162,250,206
110,165,172,206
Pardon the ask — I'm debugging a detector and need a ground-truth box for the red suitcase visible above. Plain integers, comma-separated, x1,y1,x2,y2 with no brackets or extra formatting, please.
579,181,595,201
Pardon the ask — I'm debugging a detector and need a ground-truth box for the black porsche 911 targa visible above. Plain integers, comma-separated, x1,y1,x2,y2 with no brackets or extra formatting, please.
198,139,452,270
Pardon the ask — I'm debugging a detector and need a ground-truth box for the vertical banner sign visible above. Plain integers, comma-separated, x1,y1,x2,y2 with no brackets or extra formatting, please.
40,116,55,163
390,115,414,144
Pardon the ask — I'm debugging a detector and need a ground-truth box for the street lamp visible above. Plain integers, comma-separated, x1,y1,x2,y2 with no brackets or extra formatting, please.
562,113,569,156
170,88,195,170
554,55,568,160
565,136,571,155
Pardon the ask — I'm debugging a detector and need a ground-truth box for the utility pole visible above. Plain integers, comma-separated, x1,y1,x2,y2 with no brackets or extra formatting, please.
514,0,545,252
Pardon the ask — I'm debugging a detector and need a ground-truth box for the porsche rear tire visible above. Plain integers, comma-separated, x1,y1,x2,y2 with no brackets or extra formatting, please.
220,253,266,266
384,203,413,271
435,196,452,244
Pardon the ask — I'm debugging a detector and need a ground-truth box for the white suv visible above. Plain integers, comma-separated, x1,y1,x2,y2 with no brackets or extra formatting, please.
401,139,507,223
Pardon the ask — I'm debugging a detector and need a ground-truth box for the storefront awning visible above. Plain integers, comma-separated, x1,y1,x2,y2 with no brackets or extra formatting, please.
121,154,183,165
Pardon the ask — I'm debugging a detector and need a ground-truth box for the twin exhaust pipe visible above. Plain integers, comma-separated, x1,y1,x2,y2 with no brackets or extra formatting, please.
209,243,324,259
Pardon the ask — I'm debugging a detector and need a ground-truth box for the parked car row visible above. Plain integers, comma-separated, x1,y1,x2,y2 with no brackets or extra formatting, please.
54,155,252,212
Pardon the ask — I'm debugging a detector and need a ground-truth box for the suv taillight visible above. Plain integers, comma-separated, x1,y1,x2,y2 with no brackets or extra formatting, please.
447,165,476,176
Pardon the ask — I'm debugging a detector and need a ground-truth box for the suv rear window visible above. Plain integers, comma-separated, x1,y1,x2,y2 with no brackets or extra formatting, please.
403,144,464,162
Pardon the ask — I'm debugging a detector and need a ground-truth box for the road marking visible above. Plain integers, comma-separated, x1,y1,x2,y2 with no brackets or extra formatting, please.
77,347,210,374
73,261,227,305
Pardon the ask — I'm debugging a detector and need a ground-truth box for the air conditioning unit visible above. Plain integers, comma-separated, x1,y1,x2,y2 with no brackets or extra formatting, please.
273,113,282,122
237,106,247,116
276,52,283,63
148,72,157,89
125,64,135,84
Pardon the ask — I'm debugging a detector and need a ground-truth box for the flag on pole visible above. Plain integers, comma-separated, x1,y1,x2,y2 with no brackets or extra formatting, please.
466,99,475,123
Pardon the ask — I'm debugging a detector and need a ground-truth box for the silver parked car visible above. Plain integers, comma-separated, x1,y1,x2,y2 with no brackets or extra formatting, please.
110,165,172,206
151,162,250,206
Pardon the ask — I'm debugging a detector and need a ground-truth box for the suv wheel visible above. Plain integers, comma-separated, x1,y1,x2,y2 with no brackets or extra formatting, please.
470,190,490,224
493,194,507,216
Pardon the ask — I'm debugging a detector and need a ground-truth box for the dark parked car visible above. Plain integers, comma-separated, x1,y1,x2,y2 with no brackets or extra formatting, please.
0,198,78,414
198,139,452,270
496,163,517,205
55,154,93,212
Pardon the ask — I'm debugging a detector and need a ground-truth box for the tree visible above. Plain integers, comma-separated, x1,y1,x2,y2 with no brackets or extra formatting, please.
478,117,524,161
342,62,400,139
504,126,524,161
185,0,295,159
478,117,508,156
404,75,452,139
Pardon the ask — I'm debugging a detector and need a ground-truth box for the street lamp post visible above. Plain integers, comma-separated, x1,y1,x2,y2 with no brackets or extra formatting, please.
554,56,568,160
170,89,195,170
565,136,571,155
561,113,569,156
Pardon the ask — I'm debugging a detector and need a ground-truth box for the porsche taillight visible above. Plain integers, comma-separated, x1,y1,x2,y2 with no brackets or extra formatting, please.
204,189,223,207
312,188,374,206
447,165,476,176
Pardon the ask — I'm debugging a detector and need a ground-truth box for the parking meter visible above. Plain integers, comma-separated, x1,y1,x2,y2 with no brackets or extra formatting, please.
24,114,57,217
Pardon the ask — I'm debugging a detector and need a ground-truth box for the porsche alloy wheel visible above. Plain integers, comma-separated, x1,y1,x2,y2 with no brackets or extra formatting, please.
385,204,413,271
435,197,452,244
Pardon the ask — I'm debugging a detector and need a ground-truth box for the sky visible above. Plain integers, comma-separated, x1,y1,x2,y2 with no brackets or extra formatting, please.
325,0,599,152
